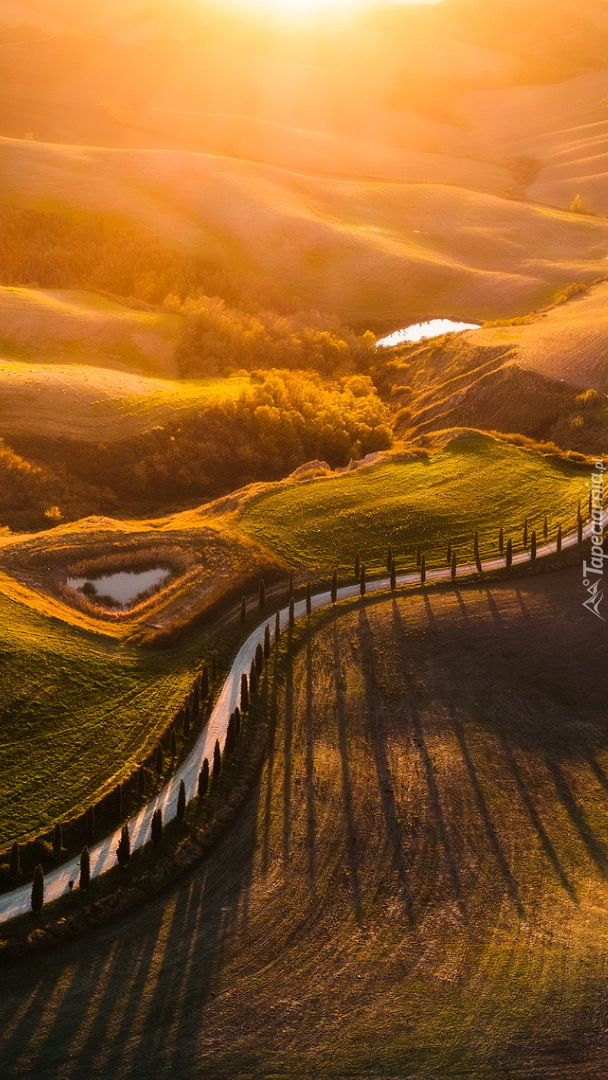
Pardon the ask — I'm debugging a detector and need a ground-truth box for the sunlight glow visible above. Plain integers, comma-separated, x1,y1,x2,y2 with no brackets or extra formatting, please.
226,0,437,20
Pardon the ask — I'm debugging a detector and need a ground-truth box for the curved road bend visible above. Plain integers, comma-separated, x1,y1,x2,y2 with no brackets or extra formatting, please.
0,512,602,923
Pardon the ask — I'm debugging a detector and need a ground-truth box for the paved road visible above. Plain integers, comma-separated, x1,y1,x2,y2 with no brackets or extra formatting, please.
0,512,600,924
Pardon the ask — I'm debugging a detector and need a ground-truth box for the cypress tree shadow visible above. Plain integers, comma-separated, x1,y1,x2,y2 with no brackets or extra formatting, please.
390,601,466,920
305,638,316,890
358,607,414,925
545,755,608,876
330,612,363,923
450,710,524,917
499,735,577,903
283,642,294,864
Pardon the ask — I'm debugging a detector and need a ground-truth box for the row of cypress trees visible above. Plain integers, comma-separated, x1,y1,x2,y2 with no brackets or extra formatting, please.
29,623,271,912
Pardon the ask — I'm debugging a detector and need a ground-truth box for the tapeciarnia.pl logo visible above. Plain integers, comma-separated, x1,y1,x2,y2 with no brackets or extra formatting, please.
582,460,606,620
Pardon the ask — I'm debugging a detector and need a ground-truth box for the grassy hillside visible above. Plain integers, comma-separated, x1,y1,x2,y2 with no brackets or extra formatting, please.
0,287,183,377
0,356,249,443
473,280,608,391
0,589,194,850
2,570,608,1076
1,137,607,327
237,433,588,572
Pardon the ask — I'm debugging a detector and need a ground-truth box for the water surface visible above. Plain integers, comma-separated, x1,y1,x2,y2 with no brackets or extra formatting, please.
376,319,480,347
69,567,170,607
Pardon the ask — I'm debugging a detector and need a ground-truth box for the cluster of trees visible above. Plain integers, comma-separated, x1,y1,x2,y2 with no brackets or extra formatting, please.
10,371,391,519
0,437,107,532
0,205,258,310
172,294,376,378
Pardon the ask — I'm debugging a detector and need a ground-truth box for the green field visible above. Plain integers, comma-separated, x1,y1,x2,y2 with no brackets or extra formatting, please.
0,589,201,851
238,433,589,572
2,569,607,1077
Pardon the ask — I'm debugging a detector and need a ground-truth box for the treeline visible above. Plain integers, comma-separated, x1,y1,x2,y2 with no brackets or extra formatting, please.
0,438,110,532
8,371,392,524
171,294,376,378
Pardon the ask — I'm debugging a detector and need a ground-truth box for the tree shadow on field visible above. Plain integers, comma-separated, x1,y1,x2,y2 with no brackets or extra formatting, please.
282,639,294,865
450,710,524,917
304,638,316,890
391,600,466,920
498,734,577,903
544,754,608,877
357,606,414,926
0,693,268,1080
330,611,363,923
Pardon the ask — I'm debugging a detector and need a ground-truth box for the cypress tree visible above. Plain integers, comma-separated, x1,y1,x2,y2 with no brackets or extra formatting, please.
543,515,548,542
523,519,528,548
151,808,163,846
259,579,266,611
79,846,90,890
170,726,178,759
557,523,562,552
213,739,222,780
498,528,504,556
386,544,393,573
114,784,123,819
183,702,191,739
451,550,457,579
354,552,360,580
155,743,164,776
289,597,295,628
198,759,209,799
416,544,421,569
446,539,452,566
86,805,95,840
530,530,537,562
256,642,264,675
306,582,312,616
9,841,19,878
506,537,513,569
390,558,397,591
360,565,366,596
331,569,338,603
31,864,44,913
225,714,236,756
192,680,200,719
52,822,62,857
240,672,249,713
240,596,247,626
275,610,280,641
288,570,294,598
264,623,271,659
138,764,146,798
116,825,130,867
578,512,583,544
249,659,258,696
212,651,218,683
176,780,186,821
420,553,426,585
474,532,482,574
201,663,209,701
234,706,241,735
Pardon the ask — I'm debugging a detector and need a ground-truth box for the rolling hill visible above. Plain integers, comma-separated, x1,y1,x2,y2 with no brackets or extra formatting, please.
1,137,607,328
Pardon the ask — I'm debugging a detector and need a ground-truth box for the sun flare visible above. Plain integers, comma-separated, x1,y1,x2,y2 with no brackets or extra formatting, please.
228,0,365,19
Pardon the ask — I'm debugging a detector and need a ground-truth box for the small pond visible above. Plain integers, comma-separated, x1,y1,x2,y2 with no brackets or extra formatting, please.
376,319,480,347
68,567,170,608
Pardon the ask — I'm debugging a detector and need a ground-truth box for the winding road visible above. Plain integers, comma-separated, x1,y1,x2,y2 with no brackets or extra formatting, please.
0,513,601,924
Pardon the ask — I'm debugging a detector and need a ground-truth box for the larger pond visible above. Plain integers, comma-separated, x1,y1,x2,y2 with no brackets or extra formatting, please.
376,319,480,347
68,567,170,608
